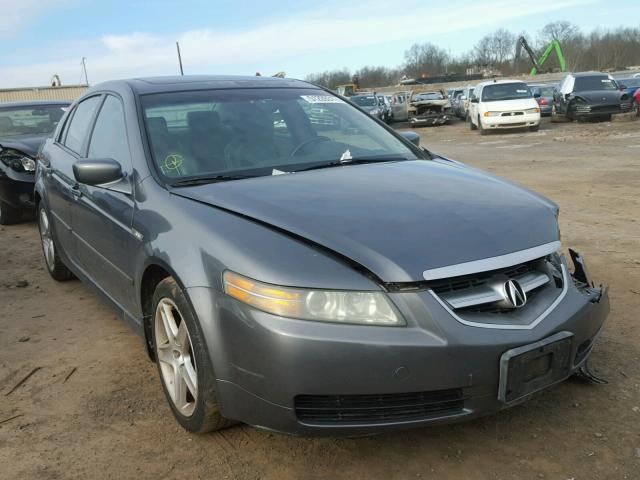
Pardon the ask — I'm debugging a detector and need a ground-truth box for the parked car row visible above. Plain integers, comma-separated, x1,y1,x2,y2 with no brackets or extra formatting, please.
447,71,635,134
0,75,609,438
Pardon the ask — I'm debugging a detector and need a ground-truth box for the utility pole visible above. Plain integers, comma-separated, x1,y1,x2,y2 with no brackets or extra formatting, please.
81,57,89,85
176,42,184,76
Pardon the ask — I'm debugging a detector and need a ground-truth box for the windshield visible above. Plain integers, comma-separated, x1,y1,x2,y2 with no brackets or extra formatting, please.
482,83,531,102
0,104,67,138
141,88,418,182
351,96,377,107
414,92,443,101
573,76,618,92
619,78,640,88
531,86,555,96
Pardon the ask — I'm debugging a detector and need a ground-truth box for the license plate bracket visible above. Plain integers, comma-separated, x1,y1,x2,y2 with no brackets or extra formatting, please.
498,331,574,403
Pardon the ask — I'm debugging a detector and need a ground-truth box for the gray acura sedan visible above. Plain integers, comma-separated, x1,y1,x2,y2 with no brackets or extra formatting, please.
35,76,608,436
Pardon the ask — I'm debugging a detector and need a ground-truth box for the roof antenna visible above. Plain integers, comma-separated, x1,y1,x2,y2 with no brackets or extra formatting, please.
176,42,184,76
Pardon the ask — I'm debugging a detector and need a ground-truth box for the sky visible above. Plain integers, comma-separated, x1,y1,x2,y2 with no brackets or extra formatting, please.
0,0,635,88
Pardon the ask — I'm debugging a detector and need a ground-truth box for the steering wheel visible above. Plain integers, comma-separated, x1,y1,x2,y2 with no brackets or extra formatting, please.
288,136,331,158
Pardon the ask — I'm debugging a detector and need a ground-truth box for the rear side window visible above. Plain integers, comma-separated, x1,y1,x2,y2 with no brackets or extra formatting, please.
88,95,131,169
64,96,101,154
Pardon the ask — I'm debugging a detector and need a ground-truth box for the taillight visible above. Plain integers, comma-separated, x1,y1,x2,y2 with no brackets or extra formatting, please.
537,98,548,105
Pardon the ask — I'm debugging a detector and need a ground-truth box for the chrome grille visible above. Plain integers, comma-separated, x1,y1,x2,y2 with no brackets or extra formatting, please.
428,256,562,316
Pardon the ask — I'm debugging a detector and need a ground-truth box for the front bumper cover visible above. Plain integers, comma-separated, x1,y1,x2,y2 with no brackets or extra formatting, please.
190,251,609,436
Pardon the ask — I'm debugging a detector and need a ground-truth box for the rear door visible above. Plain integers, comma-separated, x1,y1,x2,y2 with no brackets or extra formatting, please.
45,95,102,264
391,91,410,121
71,94,137,313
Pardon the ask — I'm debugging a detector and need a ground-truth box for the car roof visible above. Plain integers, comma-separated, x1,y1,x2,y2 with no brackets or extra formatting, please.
476,79,526,88
569,72,610,78
93,75,319,96
0,100,70,108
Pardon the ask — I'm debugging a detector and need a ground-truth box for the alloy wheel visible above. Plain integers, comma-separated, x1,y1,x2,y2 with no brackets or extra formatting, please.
39,208,55,271
154,298,198,417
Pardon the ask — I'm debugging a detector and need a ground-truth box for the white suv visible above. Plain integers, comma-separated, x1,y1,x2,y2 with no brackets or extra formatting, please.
468,80,541,134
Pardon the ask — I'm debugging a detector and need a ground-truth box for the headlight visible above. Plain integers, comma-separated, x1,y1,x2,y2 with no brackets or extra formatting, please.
0,148,35,173
525,107,540,114
223,271,404,326
370,109,380,115
21,156,36,171
483,111,500,117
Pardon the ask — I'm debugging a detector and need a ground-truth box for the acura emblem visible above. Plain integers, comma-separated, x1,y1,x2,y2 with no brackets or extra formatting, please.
504,280,527,308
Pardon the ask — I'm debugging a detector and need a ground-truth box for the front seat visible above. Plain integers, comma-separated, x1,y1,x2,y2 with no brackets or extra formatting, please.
186,111,227,173
223,105,279,171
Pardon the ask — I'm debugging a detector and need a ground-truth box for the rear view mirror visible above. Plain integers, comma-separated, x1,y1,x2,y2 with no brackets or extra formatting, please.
460,95,467,100
619,84,627,89
399,131,420,147
73,158,123,186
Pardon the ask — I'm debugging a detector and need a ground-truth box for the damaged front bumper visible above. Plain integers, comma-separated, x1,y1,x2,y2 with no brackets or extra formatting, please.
195,249,608,436
409,113,451,126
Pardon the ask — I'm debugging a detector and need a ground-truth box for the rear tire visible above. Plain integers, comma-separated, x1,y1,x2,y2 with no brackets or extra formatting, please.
0,200,22,225
38,203,74,281
152,277,235,433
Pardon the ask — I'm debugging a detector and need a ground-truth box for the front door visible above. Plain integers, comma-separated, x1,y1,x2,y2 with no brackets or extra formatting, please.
71,94,137,314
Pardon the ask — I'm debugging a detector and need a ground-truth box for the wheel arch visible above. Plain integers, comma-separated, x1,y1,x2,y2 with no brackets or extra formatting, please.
139,259,185,360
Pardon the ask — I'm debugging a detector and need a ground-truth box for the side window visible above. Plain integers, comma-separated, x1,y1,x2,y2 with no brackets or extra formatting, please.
57,107,75,143
64,96,101,154
88,95,132,169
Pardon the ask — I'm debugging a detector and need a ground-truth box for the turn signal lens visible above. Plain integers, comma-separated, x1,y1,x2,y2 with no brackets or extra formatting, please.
525,107,540,114
223,271,404,326
483,111,500,117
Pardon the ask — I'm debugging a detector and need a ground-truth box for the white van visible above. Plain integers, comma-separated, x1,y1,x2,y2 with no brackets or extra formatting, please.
468,80,541,134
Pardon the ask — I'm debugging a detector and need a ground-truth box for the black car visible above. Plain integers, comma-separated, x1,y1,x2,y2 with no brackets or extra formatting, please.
0,101,69,224
551,72,632,122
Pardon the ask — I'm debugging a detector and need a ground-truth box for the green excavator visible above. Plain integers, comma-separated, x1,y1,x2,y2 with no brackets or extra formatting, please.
515,36,566,75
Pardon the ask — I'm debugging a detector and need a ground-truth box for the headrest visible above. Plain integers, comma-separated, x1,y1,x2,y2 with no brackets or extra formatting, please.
0,117,14,129
187,111,220,131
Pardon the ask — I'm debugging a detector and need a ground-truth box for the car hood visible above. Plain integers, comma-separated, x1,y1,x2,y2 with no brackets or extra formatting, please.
481,98,539,111
572,90,624,104
0,133,49,157
174,160,559,283
359,106,377,113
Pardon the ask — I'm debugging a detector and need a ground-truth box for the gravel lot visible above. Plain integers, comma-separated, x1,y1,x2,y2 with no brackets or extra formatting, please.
1,116,639,479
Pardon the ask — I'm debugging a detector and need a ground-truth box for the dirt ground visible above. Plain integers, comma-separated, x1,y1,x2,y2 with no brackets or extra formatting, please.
1,116,639,480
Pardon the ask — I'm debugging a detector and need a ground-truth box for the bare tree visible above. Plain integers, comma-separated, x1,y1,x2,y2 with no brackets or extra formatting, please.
403,42,449,78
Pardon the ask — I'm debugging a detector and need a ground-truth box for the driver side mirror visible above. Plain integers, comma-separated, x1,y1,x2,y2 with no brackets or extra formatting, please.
470,97,479,103
399,131,420,147
460,95,467,100
533,92,541,98
73,158,123,186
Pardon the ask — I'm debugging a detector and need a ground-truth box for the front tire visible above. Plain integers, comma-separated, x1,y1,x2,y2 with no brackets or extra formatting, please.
478,116,488,135
551,104,567,123
469,116,477,130
152,277,234,433
0,200,22,225
38,204,74,281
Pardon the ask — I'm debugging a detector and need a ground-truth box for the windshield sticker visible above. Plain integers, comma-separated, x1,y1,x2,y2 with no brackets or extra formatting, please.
271,169,289,175
301,95,344,104
516,89,528,93
340,149,352,161
164,153,184,171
